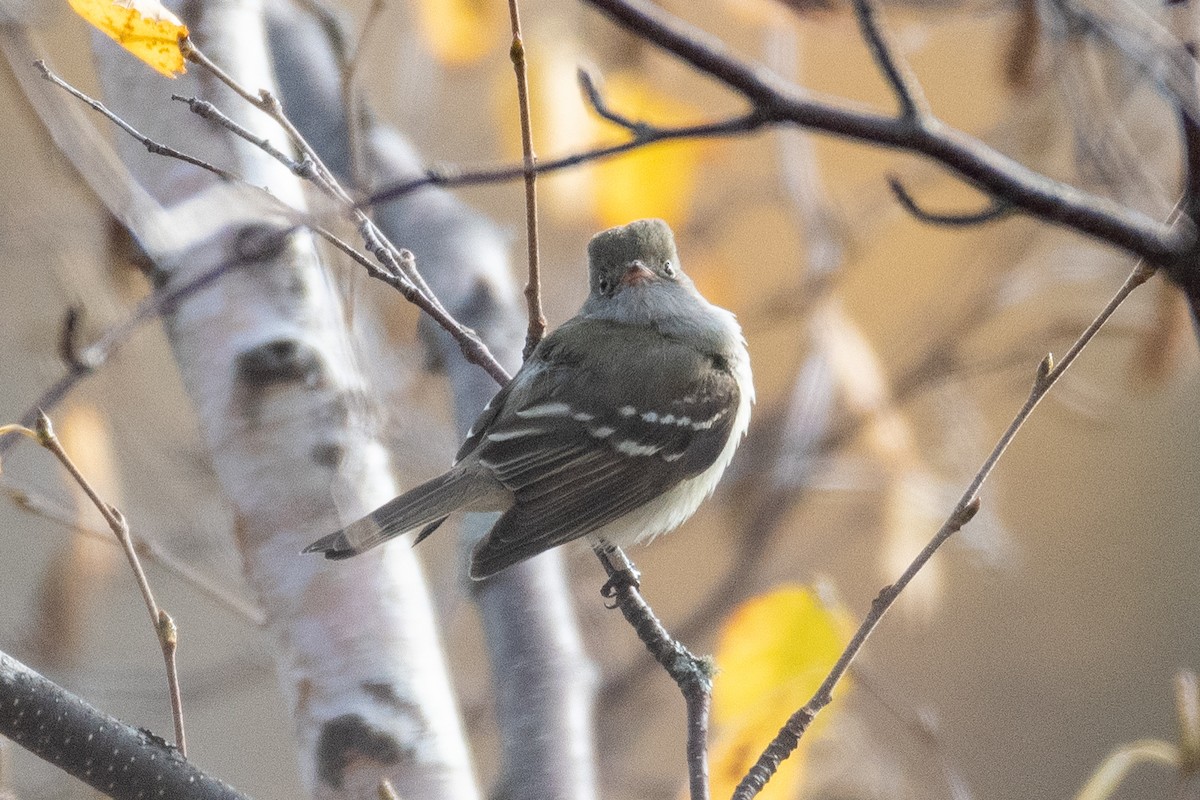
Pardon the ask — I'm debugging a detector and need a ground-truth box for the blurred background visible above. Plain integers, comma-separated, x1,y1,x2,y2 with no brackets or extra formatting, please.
1,0,1199,798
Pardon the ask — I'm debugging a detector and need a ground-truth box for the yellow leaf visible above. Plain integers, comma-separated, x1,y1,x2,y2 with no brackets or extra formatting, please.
68,0,188,78
414,0,504,66
589,72,712,229
707,586,851,800
495,63,713,226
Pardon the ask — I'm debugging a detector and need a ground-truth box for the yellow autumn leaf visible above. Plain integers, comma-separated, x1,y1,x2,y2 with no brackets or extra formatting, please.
708,586,851,800
414,0,504,66
589,72,712,229
68,0,188,78
495,60,712,226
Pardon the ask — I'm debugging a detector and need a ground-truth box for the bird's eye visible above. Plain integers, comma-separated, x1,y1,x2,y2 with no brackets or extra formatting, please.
598,278,611,294
662,261,676,277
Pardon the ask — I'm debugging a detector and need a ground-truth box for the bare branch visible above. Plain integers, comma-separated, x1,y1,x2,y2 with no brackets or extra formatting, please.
180,36,512,384
0,649,249,800
505,0,547,358
888,176,1014,227
596,546,712,800
171,93,324,183
578,0,1186,266
578,67,647,133
732,258,1156,798
182,36,346,198
33,412,187,755
39,55,513,388
366,110,767,207
850,0,930,120
35,60,236,181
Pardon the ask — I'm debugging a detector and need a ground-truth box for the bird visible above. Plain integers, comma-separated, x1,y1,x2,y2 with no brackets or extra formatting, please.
304,218,753,580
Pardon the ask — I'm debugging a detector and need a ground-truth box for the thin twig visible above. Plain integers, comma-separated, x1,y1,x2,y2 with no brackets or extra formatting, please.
35,61,236,181
314,225,512,383
157,609,184,757
850,0,929,120
888,176,1014,227
732,258,1156,798
170,94,323,184
182,37,345,198
367,110,767,207
40,55,511,388
180,37,514,383
6,415,188,755
33,413,186,755
596,546,711,800
506,0,546,358
578,67,647,133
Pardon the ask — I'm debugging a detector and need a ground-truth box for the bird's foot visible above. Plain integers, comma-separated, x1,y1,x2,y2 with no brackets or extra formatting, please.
600,566,642,600
594,544,642,605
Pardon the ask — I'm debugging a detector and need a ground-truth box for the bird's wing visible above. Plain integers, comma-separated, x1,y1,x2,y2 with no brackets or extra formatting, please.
455,378,518,463
468,318,741,576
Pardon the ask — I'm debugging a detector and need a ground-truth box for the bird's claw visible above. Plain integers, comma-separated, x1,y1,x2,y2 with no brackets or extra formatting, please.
600,565,641,603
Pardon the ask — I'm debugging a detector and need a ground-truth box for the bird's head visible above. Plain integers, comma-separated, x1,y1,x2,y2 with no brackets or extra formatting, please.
586,218,682,294
582,219,708,327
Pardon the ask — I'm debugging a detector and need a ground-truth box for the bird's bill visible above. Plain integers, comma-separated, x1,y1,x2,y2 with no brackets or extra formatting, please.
620,261,657,287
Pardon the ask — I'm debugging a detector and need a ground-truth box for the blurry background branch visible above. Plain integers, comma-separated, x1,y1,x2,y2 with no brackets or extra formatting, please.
578,0,1187,268
363,0,1189,270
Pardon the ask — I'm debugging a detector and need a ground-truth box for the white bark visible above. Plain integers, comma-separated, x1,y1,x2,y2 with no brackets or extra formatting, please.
263,5,599,795
85,1,480,797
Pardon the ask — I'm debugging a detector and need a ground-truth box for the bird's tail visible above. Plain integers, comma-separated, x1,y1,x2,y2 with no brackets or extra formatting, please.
303,468,480,560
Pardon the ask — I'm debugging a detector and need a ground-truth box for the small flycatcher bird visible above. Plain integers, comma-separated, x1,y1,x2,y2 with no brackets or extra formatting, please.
304,218,753,579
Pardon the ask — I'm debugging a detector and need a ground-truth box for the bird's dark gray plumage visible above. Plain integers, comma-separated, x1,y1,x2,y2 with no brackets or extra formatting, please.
304,218,753,579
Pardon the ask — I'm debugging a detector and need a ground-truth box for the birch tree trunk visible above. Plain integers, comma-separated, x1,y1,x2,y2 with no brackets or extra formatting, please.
265,6,599,796
87,1,479,797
